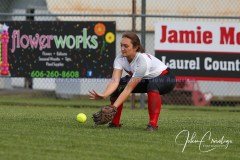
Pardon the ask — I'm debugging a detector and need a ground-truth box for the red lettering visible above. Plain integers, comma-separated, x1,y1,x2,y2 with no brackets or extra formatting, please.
196,26,202,43
159,25,212,44
220,27,235,44
160,26,167,43
179,31,195,43
203,31,212,44
168,30,178,43
237,32,240,44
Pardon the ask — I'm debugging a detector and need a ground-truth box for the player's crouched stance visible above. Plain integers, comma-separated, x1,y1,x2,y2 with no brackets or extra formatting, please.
89,32,176,131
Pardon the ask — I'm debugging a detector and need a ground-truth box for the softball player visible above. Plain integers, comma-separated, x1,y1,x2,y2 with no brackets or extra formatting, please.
90,32,176,131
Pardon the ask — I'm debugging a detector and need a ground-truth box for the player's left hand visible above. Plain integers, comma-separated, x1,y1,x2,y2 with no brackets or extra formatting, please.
92,105,117,125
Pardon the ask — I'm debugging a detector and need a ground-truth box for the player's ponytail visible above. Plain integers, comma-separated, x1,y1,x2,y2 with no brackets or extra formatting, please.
122,32,145,53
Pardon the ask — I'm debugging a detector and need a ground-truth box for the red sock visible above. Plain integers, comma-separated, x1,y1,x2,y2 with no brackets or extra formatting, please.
111,101,123,125
147,91,162,127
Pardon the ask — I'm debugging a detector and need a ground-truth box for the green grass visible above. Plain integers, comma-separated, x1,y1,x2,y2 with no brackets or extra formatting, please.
0,96,239,160
0,94,105,107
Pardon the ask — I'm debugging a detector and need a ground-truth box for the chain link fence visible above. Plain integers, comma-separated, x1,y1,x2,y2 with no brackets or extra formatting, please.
0,0,240,106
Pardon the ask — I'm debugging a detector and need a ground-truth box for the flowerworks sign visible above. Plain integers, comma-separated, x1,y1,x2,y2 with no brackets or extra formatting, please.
3,21,116,78
154,21,240,81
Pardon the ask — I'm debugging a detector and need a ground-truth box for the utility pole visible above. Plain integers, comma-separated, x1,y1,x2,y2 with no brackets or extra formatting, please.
140,0,146,109
131,0,136,109
25,8,35,89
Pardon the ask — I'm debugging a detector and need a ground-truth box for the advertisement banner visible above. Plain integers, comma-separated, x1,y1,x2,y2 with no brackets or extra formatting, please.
154,21,240,81
0,21,116,78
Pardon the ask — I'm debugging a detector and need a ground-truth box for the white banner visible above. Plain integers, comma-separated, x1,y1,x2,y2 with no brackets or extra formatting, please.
154,21,240,53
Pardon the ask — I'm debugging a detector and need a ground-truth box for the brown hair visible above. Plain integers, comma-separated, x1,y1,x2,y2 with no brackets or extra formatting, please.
122,32,145,53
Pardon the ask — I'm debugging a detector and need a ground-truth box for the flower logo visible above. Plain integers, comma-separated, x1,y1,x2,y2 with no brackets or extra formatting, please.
94,23,106,36
105,32,115,44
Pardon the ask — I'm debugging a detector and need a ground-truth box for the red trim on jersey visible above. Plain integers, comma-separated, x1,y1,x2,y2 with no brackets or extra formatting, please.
145,53,152,59
160,69,168,75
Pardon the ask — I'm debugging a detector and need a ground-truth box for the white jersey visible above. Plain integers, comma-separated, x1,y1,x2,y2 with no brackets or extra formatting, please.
113,52,168,79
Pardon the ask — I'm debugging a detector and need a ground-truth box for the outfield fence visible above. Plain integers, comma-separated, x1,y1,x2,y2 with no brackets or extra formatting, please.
0,0,240,106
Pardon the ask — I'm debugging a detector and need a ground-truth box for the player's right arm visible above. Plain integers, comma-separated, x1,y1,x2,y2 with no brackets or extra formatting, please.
89,69,122,100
